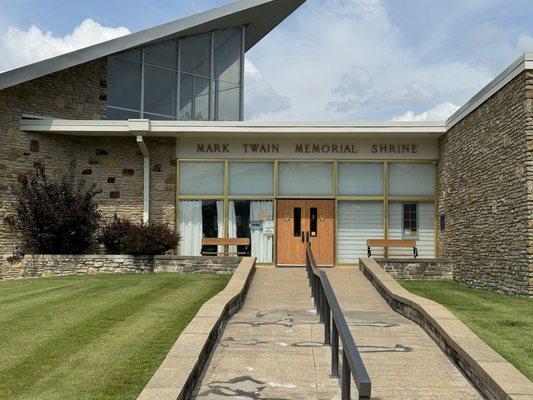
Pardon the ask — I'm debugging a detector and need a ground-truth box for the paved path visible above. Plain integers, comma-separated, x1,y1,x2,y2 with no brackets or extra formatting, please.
326,268,482,399
193,267,483,399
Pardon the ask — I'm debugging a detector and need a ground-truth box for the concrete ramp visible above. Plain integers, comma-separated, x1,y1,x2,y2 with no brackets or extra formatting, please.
326,268,482,399
192,267,483,399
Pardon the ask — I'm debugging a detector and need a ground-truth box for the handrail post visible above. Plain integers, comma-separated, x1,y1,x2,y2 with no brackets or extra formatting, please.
342,350,351,400
324,298,331,345
331,322,339,377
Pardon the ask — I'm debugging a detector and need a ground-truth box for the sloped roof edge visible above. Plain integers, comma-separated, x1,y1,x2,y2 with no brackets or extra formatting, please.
0,0,305,91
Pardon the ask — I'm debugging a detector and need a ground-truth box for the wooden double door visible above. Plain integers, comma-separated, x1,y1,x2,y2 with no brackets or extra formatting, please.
276,200,334,266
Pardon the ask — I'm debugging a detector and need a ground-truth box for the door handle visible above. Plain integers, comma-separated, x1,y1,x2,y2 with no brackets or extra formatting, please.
306,231,310,243
301,231,305,243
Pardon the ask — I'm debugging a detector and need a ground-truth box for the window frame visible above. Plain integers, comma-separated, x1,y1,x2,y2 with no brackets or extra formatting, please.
401,202,419,239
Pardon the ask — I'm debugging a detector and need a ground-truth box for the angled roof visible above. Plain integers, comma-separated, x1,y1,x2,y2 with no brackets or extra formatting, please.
0,0,305,91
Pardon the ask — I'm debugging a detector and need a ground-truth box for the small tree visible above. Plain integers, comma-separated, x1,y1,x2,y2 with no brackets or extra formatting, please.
5,162,102,255
100,217,180,256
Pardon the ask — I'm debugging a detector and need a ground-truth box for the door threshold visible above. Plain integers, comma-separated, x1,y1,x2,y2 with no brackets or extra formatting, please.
276,264,305,268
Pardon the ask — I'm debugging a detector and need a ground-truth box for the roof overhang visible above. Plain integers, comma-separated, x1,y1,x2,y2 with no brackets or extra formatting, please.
20,118,446,138
0,0,305,91
446,52,533,129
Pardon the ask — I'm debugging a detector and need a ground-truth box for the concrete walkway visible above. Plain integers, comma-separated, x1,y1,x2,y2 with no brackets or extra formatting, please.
193,267,483,399
326,268,482,399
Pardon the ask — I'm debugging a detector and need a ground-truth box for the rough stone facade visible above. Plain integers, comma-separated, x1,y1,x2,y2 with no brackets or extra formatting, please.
373,258,453,280
0,58,177,256
0,255,241,280
438,72,532,296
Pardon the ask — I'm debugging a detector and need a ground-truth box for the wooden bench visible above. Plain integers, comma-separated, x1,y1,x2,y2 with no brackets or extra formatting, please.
201,238,250,257
366,239,418,258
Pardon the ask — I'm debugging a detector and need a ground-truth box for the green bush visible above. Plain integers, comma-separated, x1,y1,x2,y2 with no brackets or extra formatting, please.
5,162,101,255
100,217,179,256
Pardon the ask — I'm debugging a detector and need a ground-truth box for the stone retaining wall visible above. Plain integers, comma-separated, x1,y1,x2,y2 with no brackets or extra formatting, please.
360,257,533,400
0,255,242,280
373,258,453,280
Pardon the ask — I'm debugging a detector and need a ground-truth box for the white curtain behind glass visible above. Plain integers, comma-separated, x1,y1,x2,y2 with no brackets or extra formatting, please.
251,201,273,263
228,201,237,254
216,201,225,254
179,200,202,256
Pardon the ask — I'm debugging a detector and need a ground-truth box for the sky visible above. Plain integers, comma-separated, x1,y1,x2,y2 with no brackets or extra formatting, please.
0,0,532,121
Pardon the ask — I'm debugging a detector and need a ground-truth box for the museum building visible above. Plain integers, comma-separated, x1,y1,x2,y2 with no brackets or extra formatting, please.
0,0,532,296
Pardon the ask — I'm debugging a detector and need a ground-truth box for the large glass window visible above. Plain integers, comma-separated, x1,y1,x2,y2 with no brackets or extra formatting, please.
388,163,436,196
338,163,383,196
229,162,274,196
179,200,224,256
107,27,244,121
179,162,224,195
229,200,274,262
278,162,334,196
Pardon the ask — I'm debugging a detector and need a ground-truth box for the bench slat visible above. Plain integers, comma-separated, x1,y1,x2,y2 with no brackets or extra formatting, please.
366,239,416,247
202,238,250,246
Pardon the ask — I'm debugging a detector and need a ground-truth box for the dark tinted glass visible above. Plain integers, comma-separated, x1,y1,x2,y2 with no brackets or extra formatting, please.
293,207,301,237
144,40,178,70
180,33,211,77
107,58,142,112
143,65,177,117
213,27,241,84
106,107,140,120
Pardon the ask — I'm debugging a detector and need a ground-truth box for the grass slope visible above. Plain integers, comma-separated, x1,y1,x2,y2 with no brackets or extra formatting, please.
0,273,229,400
399,280,532,380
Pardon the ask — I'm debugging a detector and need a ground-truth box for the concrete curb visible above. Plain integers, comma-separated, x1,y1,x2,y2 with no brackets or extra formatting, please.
137,257,256,400
359,257,533,400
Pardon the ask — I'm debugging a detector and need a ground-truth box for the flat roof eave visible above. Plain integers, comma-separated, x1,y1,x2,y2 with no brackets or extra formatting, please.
19,118,446,138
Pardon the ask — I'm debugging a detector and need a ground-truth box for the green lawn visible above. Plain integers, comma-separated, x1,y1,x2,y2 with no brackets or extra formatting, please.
0,273,230,400
399,280,533,380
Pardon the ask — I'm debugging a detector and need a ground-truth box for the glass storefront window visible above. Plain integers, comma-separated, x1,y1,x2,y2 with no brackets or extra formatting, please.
179,200,223,256
230,200,273,262
338,163,383,196
229,162,274,196
388,163,436,196
179,162,224,195
278,162,333,196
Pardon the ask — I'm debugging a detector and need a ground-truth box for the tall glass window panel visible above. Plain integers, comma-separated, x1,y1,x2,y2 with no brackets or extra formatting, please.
229,162,274,196
278,163,333,196
337,201,384,262
107,57,142,112
229,200,274,262
144,41,178,70
389,163,436,196
216,81,240,121
338,163,383,196
179,74,210,121
179,33,211,77
213,28,242,84
179,162,224,195
143,66,177,118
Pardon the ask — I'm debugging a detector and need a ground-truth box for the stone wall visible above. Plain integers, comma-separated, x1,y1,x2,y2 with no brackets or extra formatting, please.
373,258,453,280
438,72,532,296
0,255,241,280
0,58,177,256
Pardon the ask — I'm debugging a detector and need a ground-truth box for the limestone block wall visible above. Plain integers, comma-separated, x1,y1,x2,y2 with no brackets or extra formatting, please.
438,72,532,296
373,258,453,280
0,255,241,280
0,58,177,256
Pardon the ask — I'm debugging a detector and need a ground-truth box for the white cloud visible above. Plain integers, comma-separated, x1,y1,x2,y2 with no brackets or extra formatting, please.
393,102,459,122
0,18,130,72
244,59,292,120
247,0,494,120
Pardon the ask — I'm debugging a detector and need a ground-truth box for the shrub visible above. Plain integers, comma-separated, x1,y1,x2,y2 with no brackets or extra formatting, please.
5,162,102,255
100,217,179,256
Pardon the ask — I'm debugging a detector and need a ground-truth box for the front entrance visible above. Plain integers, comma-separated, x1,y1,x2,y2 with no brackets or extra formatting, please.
276,200,334,266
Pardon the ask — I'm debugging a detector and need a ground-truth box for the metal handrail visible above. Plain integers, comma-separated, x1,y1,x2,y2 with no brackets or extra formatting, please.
305,244,371,399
